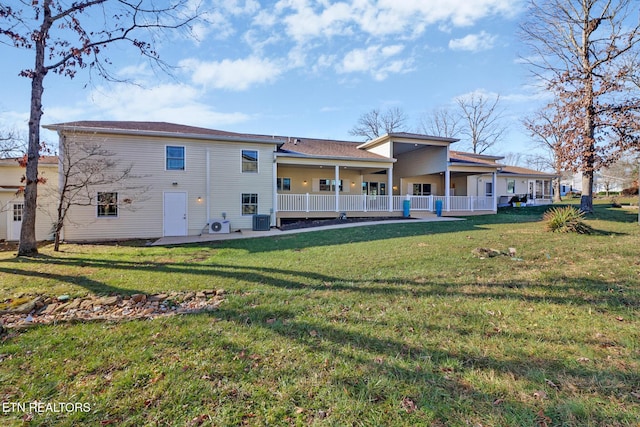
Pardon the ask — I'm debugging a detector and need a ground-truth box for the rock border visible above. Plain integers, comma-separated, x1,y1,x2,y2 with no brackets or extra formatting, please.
0,290,225,330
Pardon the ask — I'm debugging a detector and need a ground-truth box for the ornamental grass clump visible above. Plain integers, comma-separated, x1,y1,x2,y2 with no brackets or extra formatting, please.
543,205,593,234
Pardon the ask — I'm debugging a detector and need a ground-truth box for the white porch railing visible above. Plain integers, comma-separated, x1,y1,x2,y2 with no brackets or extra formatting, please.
277,194,495,213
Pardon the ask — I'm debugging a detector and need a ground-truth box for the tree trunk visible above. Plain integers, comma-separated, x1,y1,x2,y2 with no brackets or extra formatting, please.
553,178,562,203
580,170,594,213
17,5,52,256
18,67,45,256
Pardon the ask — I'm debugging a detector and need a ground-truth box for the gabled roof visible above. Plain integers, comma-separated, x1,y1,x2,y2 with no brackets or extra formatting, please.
278,137,392,161
44,121,286,145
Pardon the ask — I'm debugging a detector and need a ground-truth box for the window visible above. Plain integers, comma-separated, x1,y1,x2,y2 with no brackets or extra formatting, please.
242,150,258,173
320,179,342,192
485,182,493,197
242,193,258,215
97,192,118,217
277,177,291,191
363,182,386,196
507,179,515,194
412,183,431,196
13,203,23,222
166,146,185,170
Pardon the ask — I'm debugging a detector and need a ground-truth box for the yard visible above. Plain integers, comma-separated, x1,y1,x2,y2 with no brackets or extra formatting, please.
1,202,639,426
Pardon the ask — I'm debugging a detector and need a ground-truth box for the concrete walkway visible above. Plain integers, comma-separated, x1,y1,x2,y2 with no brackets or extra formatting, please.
152,216,462,246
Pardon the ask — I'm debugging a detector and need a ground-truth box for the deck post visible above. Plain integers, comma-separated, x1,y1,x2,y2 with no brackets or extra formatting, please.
445,169,451,211
335,165,340,213
387,167,393,212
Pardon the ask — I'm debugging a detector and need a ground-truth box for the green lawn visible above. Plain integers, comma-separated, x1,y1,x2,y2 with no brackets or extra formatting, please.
1,202,639,426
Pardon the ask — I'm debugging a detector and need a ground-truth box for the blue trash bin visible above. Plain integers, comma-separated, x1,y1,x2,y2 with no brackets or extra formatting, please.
402,199,411,218
435,200,443,217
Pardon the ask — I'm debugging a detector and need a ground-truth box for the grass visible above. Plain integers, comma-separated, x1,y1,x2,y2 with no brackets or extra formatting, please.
1,200,639,426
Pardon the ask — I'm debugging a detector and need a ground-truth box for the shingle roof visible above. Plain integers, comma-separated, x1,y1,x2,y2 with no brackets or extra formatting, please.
449,150,501,166
44,121,285,143
278,137,391,160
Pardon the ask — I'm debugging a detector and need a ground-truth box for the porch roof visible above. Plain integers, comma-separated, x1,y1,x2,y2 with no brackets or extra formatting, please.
277,137,393,162
499,165,557,179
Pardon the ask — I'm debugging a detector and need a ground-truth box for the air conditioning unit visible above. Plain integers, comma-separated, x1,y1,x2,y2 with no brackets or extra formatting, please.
209,219,230,234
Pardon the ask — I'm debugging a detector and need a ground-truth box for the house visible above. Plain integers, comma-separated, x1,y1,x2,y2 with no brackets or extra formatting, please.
0,156,58,241
40,121,556,241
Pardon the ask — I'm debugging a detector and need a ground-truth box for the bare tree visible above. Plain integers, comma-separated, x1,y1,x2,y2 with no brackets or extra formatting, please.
523,102,571,202
456,93,506,154
520,0,640,213
0,129,24,158
51,137,148,251
417,107,461,138
349,107,408,141
0,1,201,256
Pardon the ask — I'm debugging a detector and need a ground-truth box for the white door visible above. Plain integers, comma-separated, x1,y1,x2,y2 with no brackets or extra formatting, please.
163,192,187,236
8,202,24,241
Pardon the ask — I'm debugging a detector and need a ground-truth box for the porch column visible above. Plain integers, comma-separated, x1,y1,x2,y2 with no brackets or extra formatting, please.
445,168,451,211
387,167,393,212
492,172,497,212
335,165,340,212
272,155,278,226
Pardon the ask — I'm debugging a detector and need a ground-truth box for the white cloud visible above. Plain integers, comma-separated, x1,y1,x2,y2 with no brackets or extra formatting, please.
449,31,498,52
180,56,284,91
338,44,413,80
47,83,250,129
272,0,522,42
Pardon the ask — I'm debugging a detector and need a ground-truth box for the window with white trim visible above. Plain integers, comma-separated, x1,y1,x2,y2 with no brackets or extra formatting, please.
242,193,258,215
277,178,291,191
485,182,493,197
507,179,515,194
97,192,118,217
412,183,431,196
166,146,185,170
242,150,258,173
319,179,342,192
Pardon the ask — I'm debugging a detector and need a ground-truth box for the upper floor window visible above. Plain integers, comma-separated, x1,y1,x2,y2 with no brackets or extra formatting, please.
166,146,185,170
242,150,258,173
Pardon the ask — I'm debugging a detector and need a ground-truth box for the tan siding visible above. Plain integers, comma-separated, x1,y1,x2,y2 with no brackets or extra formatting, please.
394,146,447,177
61,132,278,240
277,167,362,195
0,164,57,241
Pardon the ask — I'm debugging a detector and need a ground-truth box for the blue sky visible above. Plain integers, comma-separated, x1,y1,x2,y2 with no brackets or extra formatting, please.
0,0,546,159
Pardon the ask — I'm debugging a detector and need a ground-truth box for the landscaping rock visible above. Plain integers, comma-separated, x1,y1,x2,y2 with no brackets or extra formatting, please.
131,294,146,303
13,296,45,314
2,291,225,330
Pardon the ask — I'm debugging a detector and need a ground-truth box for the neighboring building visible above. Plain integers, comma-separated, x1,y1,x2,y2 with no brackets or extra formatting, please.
0,156,58,241
39,121,556,241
